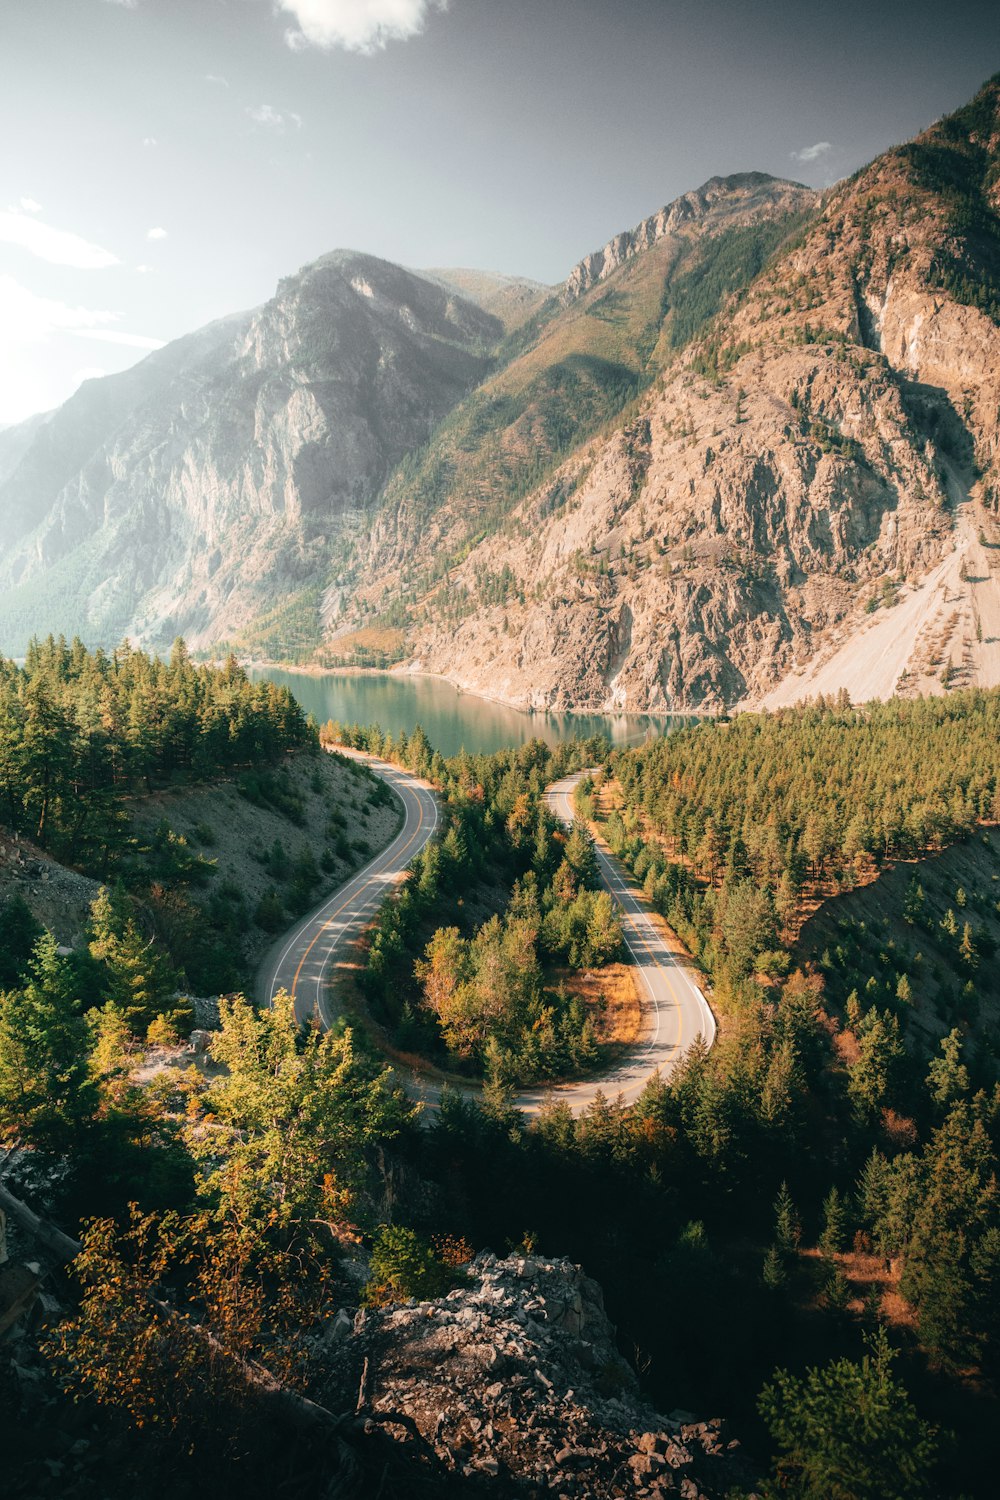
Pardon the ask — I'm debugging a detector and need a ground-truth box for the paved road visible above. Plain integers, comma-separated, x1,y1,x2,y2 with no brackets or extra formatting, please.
257,752,439,1026
524,771,716,1109
259,755,714,1113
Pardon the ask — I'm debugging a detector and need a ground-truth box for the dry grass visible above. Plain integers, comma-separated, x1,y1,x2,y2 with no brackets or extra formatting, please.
550,961,644,1046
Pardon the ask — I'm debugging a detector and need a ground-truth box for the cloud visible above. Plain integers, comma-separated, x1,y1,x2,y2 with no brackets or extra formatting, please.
791,141,832,163
205,73,229,87
143,136,158,147
0,210,119,269
146,226,168,240
0,273,163,350
247,103,303,130
277,0,448,55
17,197,42,214
0,274,119,343
103,1,138,9
135,263,153,274
0,277,158,422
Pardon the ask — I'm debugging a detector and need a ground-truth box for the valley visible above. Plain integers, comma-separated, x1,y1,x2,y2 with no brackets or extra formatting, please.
4,44,1000,1500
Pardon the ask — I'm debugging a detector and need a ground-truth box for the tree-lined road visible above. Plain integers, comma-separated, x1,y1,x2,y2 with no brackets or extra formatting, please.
534,772,716,1108
258,752,439,1026
259,755,714,1112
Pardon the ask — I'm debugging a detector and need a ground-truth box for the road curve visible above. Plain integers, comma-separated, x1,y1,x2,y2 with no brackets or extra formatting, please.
257,751,439,1027
257,755,713,1114
525,771,717,1110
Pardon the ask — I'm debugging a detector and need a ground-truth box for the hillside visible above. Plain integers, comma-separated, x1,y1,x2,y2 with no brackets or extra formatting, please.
334,172,814,668
0,254,499,656
373,76,1000,711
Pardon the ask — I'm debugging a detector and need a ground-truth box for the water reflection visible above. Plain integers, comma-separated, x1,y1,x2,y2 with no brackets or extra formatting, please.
249,668,681,758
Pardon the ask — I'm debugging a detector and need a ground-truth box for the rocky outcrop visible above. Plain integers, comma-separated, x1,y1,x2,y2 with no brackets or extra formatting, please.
563,173,815,302
322,1251,758,1497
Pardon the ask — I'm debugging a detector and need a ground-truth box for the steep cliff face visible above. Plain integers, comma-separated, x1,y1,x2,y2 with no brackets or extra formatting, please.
563,172,812,302
0,254,499,653
352,173,816,636
387,76,1000,711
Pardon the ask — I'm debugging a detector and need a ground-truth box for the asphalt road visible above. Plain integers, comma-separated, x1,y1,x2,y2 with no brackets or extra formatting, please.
257,751,439,1026
258,755,714,1113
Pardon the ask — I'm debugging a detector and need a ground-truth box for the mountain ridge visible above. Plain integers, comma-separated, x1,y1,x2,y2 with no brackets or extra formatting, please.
1,76,999,716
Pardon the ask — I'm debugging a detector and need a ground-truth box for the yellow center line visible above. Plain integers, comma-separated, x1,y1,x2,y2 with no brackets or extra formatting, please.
283,780,431,1005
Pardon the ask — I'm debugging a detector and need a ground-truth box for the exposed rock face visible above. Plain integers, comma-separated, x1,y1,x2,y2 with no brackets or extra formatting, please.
0,253,499,653
563,172,814,302
323,1252,758,1497
389,77,1000,711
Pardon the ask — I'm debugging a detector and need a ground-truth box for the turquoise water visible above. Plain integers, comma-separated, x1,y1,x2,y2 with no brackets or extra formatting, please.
249,668,678,758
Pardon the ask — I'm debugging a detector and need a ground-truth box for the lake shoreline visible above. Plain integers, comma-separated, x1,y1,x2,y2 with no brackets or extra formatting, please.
240,656,695,724
243,662,687,758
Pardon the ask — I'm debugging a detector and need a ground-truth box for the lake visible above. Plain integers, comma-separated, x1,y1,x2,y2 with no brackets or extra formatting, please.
249,668,679,758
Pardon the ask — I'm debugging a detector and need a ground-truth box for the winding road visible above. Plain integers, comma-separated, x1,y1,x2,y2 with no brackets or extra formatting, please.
257,753,439,1027
258,754,714,1111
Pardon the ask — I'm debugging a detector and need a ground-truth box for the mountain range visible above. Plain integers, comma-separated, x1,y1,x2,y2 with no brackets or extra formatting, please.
1,74,999,712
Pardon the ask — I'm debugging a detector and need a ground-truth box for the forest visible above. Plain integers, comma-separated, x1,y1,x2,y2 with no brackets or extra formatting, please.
325,719,624,1083
4,671,1000,1496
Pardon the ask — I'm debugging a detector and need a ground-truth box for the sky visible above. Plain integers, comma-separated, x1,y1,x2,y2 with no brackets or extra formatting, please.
1,0,997,425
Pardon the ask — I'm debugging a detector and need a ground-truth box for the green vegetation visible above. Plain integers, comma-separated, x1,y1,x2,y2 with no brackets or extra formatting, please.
216,585,325,665
8,682,1000,1495
327,720,621,1084
663,212,813,352
605,690,1000,992
902,74,1000,324
0,634,312,868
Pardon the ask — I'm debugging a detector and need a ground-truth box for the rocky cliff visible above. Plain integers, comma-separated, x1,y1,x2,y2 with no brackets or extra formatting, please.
385,76,1000,711
321,1251,758,1497
0,254,499,654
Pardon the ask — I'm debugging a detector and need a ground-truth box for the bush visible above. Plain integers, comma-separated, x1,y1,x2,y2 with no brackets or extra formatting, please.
362,1225,460,1307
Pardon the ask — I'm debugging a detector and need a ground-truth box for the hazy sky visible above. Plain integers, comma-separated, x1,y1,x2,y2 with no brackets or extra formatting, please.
1,0,997,424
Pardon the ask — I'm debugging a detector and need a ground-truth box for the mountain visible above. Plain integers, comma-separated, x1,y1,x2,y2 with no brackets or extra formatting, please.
2,75,999,714
333,171,815,666
0,253,499,653
354,75,1000,711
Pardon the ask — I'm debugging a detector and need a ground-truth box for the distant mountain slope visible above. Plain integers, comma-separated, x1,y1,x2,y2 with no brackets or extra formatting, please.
421,267,552,331
372,75,1000,711
0,254,499,654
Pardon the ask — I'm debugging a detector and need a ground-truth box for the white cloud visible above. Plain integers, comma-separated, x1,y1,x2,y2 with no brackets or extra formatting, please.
277,0,448,55
0,277,147,422
143,136,158,147
0,210,119,269
146,226,168,240
0,273,162,350
17,197,42,214
247,103,303,130
791,141,832,163
205,73,229,87
135,263,152,274
0,273,118,343
103,1,139,9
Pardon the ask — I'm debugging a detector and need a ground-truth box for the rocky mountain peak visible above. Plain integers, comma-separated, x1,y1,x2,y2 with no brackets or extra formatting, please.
562,171,817,302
